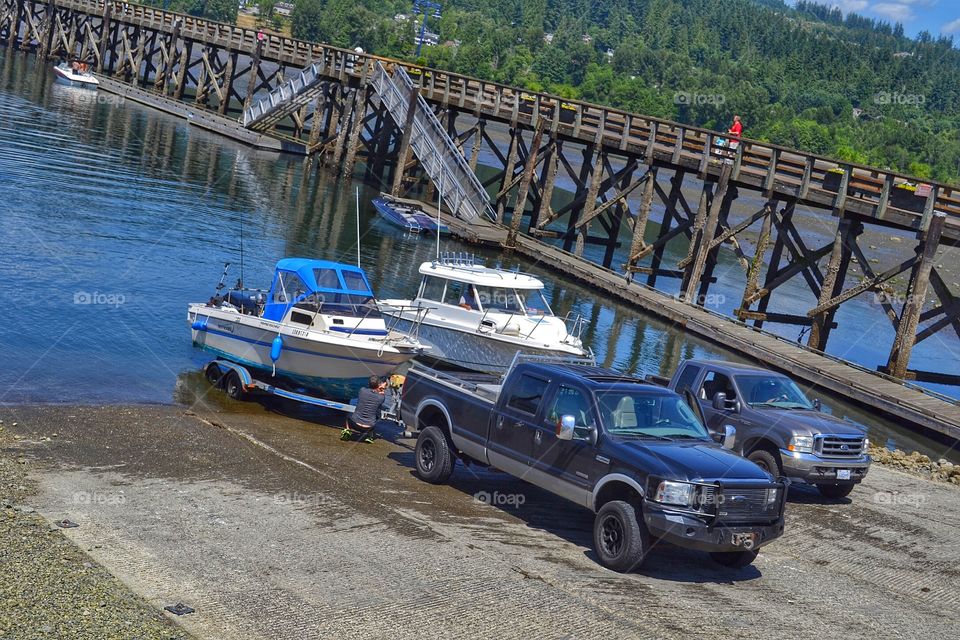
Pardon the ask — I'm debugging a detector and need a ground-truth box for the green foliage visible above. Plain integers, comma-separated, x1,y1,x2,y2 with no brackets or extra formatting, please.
168,0,960,182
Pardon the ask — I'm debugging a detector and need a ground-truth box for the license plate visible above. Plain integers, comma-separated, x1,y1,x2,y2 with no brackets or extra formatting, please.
836,469,851,480
731,532,758,548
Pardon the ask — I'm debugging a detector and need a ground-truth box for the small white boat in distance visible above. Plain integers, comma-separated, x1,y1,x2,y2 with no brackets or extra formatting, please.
188,258,426,400
379,254,589,373
53,61,99,87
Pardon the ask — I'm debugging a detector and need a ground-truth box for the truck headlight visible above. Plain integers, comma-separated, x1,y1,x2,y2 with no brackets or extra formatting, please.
654,481,695,507
788,435,814,453
765,487,780,510
863,437,870,452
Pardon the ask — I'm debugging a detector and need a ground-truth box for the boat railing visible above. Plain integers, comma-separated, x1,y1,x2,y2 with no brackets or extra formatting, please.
561,311,588,343
380,302,433,344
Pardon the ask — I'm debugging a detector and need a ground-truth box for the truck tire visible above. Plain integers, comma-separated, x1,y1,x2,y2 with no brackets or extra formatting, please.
415,426,454,484
593,500,650,572
709,549,759,568
746,449,781,478
816,483,854,499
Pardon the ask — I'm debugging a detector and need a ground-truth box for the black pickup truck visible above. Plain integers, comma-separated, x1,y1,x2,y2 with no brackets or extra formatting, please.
400,358,786,571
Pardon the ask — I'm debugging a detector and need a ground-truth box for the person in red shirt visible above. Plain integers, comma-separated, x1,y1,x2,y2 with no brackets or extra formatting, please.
728,115,743,139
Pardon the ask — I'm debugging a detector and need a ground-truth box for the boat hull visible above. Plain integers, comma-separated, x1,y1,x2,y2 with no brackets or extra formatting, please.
53,66,99,87
391,316,585,373
189,306,415,399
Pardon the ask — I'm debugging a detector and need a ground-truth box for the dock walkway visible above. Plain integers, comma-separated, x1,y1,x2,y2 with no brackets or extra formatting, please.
400,197,960,441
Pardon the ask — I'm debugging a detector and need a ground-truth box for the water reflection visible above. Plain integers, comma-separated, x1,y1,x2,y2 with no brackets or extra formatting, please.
0,50,955,462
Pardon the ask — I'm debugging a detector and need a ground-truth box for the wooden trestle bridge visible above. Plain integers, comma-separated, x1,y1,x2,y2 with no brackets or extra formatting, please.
3,0,959,436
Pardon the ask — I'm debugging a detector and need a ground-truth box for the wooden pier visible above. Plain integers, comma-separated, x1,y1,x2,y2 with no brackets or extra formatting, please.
3,0,958,438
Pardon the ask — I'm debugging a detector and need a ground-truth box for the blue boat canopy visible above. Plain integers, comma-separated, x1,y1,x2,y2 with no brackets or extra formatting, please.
262,258,376,322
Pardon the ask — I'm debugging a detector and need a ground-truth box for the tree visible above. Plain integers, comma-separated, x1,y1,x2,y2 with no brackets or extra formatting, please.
291,0,325,43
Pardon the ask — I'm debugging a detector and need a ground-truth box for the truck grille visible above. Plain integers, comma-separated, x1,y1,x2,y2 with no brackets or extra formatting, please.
816,435,865,458
715,487,780,522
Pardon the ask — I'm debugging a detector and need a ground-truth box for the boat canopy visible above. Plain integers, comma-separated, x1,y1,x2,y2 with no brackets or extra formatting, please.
262,258,375,322
418,260,544,290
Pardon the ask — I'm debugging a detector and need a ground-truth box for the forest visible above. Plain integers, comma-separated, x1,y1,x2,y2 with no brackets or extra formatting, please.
150,0,960,184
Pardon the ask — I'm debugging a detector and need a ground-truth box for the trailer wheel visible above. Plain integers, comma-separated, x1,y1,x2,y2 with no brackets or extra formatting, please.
709,549,759,568
204,363,223,386
593,500,650,572
415,426,454,484
223,371,246,401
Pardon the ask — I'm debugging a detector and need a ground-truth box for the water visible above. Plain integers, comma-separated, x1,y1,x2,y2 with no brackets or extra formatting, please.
0,50,956,462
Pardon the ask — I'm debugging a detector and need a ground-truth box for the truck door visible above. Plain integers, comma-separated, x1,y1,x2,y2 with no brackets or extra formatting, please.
697,369,739,434
487,372,550,478
529,383,602,508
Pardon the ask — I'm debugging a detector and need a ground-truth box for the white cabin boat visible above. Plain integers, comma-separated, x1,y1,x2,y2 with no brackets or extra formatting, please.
379,254,588,373
188,258,425,400
53,62,99,87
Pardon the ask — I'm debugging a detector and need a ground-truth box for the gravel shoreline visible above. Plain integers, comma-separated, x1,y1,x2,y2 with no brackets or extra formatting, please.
868,444,960,484
0,423,192,640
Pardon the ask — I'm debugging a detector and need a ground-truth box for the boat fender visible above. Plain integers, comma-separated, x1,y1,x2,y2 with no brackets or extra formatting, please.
270,335,283,362
191,318,208,331
502,323,521,336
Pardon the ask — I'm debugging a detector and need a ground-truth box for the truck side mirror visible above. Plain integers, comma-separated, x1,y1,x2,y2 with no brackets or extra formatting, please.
712,392,727,410
722,425,736,450
557,415,576,441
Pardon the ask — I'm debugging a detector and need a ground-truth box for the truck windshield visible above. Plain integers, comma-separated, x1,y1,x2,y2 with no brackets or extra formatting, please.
736,375,813,409
597,392,710,439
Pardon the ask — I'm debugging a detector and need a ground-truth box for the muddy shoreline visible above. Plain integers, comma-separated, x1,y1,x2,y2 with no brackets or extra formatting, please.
2,402,959,639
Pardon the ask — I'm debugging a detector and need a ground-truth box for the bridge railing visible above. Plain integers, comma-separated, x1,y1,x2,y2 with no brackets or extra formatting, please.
62,0,960,228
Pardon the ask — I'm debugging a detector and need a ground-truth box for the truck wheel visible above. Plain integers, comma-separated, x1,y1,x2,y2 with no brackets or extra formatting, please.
415,426,454,484
747,449,781,478
709,549,759,568
223,372,245,401
593,500,649,572
816,483,854,499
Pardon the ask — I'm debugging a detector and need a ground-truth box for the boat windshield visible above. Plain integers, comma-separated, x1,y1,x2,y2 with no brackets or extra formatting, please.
597,391,711,440
474,286,523,313
296,293,380,318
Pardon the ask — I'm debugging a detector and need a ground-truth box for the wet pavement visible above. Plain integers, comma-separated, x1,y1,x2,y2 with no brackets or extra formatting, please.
2,400,959,639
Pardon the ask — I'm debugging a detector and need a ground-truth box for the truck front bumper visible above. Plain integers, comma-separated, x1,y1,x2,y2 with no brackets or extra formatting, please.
643,504,784,553
780,450,871,484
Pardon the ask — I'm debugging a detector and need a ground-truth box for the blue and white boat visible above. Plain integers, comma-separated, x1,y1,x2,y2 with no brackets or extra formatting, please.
372,194,449,235
187,258,426,400
53,61,99,88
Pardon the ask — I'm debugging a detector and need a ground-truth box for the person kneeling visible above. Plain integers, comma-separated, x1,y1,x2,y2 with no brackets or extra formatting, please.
341,375,387,443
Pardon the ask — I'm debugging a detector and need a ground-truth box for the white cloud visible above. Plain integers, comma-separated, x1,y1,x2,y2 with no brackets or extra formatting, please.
943,17,960,33
831,0,869,12
872,2,917,22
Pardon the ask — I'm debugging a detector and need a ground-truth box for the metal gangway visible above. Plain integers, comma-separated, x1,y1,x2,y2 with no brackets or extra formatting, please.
371,63,495,222
242,60,329,131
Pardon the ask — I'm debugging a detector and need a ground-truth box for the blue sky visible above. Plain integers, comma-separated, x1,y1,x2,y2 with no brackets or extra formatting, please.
793,1,960,39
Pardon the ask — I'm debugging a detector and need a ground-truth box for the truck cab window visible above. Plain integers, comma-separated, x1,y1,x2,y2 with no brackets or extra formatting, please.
505,374,549,415
674,364,701,395
546,385,594,438
700,372,736,402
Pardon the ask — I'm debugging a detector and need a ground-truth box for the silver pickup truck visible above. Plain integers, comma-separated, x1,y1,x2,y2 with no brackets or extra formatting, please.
659,360,871,499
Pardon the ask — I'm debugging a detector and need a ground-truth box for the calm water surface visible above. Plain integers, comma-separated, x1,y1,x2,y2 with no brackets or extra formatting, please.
0,51,956,462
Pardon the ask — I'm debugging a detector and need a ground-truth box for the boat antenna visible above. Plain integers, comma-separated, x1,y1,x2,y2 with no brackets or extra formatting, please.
238,207,245,289
436,172,442,261
355,186,362,268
